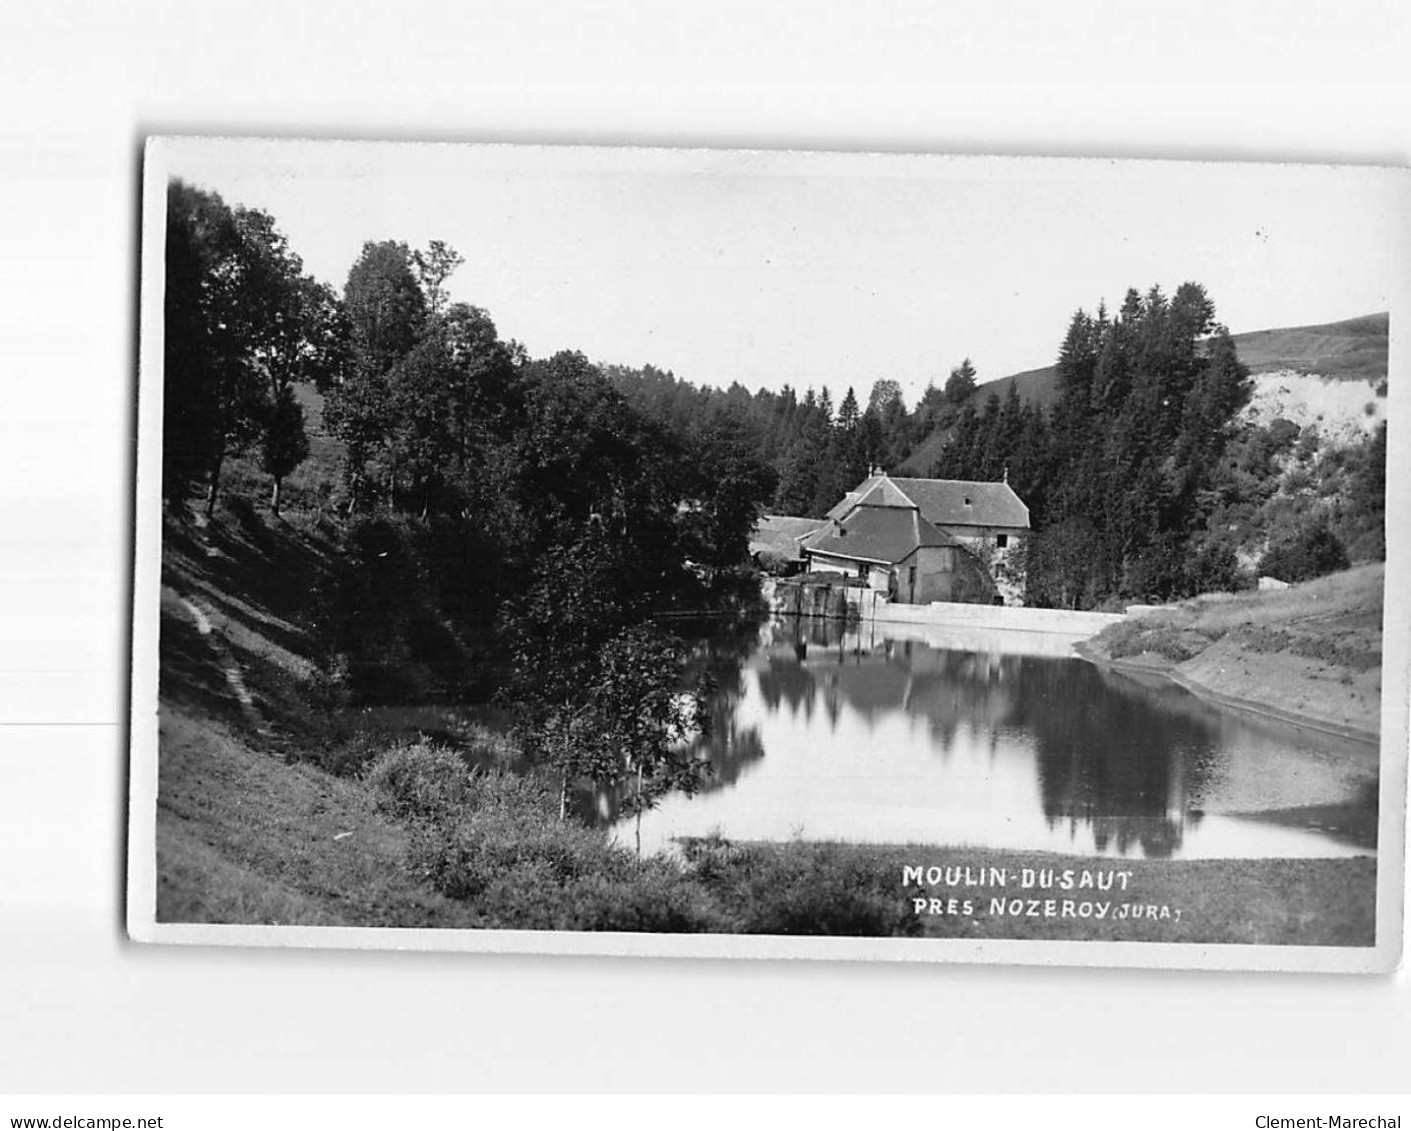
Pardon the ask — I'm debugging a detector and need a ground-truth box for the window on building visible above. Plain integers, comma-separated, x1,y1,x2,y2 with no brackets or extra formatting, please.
996,533,1008,548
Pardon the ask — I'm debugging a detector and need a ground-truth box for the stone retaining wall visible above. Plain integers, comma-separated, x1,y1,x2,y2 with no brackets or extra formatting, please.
762,578,1127,636
869,596,1125,635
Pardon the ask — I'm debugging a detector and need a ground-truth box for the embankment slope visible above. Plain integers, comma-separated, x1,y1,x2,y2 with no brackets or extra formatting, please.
1079,565,1384,745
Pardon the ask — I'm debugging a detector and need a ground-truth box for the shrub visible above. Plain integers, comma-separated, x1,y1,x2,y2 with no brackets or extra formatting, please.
364,741,474,823
1259,522,1350,583
1106,625,1205,663
1123,534,1188,602
1266,417,1301,453
522,864,726,933
727,843,922,937
679,832,756,886
677,837,921,937
754,550,793,577
410,771,622,893
1184,543,1251,596
307,733,387,779
460,723,521,771
1345,525,1385,565
407,770,726,932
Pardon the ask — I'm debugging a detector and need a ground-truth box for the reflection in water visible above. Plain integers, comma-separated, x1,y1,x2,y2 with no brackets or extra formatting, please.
600,615,1379,861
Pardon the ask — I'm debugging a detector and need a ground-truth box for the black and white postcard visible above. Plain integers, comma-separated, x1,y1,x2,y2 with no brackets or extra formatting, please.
128,138,1408,971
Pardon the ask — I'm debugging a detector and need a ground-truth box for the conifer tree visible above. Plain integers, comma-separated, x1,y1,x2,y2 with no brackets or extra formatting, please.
838,386,860,432
942,358,977,405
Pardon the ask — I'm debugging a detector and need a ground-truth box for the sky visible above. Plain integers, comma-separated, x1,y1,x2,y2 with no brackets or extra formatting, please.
156,139,1404,407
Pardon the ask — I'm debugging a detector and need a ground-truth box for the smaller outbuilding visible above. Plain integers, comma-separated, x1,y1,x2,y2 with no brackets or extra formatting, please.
750,514,827,572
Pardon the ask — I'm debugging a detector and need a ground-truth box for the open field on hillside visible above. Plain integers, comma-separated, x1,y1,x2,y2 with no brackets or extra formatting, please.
1228,312,1389,382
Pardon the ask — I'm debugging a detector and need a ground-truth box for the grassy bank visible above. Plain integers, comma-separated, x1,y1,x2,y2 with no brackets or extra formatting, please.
1081,564,1383,743
155,709,1376,946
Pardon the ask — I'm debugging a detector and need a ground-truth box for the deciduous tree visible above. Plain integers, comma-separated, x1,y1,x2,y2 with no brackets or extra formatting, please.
582,624,712,854
260,383,310,515
163,180,324,517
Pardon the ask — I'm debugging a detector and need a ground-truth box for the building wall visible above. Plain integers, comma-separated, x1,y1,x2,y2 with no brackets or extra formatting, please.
910,546,949,603
880,546,993,605
804,545,999,606
913,545,995,604
941,525,1027,605
804,550,873,579
940,524,1026,552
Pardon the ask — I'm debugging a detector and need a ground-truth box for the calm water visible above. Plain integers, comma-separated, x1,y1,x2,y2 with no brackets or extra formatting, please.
599,614,1379,860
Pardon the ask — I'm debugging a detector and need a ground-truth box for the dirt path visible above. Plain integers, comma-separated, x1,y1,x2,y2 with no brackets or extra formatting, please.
178,595,272,739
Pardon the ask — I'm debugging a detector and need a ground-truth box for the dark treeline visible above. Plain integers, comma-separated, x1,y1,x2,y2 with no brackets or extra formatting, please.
933,284,1384,606
606,286,1287,607
622,287,1259,606
608,281,1382,608
937,284,1257,606
604,363,981,518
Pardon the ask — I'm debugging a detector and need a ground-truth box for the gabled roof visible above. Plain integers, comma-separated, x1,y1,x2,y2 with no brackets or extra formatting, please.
893,477,1030,529
823,476,917,519
801,505,959,566
827,474,1030,530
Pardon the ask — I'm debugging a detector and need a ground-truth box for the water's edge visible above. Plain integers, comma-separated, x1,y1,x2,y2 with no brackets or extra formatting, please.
1072,638,1380,749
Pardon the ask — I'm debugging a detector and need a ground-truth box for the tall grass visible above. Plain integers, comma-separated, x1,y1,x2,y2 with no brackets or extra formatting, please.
402,765,728,931
363,741,924,936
